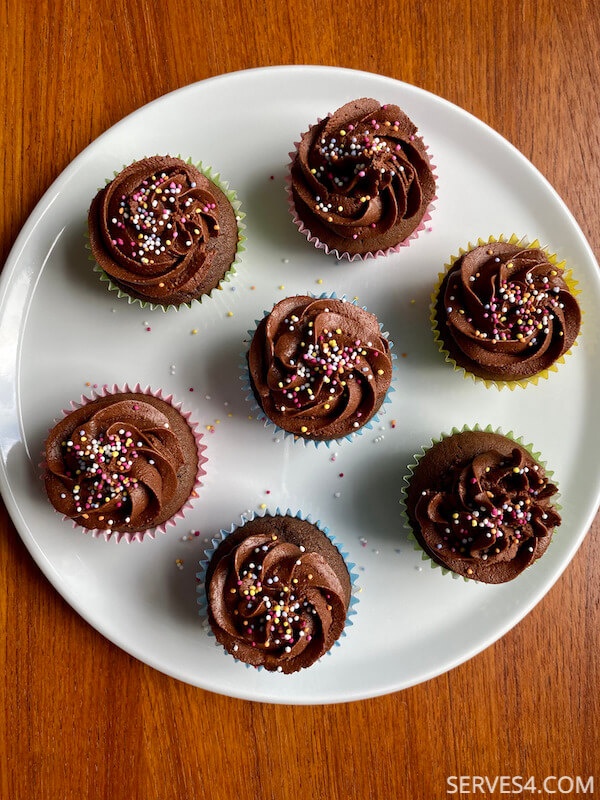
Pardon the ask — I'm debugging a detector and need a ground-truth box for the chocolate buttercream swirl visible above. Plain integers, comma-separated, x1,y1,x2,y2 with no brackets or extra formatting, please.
88,156,238,306
413,435,561,583
290,98,436,255
45,398,189,532
248,295,393,440
436,242,581,381
207,525,350,673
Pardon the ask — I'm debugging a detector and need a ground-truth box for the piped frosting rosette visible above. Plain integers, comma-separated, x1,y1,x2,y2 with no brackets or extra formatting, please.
288,97,437,260
87,155,245,310
197,509,359,673
42,384,207,542
242,293,395,446
401,425,561,583
431,235,582,388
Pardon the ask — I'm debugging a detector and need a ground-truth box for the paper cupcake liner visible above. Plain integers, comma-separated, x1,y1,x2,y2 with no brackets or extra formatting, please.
430,233,582,390
41,383,207,543
196,508,360,672
400,423,561,582
241,292,395,448
286,118,437,261
86,156,246,311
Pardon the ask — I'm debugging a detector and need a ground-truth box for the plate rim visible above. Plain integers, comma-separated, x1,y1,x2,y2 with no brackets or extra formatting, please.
1,64,600,704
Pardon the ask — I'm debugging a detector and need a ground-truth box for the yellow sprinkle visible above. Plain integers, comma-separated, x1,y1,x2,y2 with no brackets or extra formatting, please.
278,284,285,290
324,403,330,410
259,503,267,510
340,129,346,136
377,369,384,375
191,329,198,335
300,426,308,433
316,278,323,284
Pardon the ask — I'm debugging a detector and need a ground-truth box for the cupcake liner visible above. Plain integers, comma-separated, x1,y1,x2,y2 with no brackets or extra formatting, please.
86,156,246,311
42,383,207,543
286,117,437,261
196,508,360,671
241,292,395,448
400,423,561,582
431,233,582,390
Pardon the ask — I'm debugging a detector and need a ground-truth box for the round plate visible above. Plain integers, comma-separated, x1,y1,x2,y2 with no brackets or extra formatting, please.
1,66,599,704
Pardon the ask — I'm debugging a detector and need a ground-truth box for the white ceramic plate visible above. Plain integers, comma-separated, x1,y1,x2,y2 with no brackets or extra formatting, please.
1,66,599,705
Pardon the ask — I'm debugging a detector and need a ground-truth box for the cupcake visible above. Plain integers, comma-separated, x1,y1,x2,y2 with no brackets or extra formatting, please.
246,294,393,443
288,97,436,259
403,427,561,583
43,386,206,541
87,155,244,309
432,236,582,387
200,512,356,673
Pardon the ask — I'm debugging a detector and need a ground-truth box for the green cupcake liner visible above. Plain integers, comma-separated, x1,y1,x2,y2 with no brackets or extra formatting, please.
86,156,246,312
400,423,561,582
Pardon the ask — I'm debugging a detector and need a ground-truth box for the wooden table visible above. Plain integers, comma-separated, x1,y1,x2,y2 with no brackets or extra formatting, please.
1,2,599,797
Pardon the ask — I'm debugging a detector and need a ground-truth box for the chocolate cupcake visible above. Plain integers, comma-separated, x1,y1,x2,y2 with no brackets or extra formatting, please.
87,155,244,309
245,294,393,443
288,98,436,259
432,236,582,387
43,386,206,541
199,512,357,673
403,427,561,583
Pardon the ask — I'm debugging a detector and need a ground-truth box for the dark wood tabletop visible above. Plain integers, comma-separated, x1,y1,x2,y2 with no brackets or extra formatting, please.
1,1,599,798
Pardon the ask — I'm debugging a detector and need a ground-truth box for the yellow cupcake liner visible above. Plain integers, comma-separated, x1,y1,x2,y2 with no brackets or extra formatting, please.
430,233,582,390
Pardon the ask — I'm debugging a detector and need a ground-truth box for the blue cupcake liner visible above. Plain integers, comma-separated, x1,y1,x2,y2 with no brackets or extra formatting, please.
196,508,360,672
241,292,396,448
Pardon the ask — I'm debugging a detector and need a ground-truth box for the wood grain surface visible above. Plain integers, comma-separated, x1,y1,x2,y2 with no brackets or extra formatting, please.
1,1,599,798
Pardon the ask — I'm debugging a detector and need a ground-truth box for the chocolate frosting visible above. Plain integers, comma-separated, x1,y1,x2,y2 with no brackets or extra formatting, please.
88,156,239,306
290,98,436,256
436,242,581,381
44,393,199,533
205,515,351,673
406,430,561,583
247,295,393,440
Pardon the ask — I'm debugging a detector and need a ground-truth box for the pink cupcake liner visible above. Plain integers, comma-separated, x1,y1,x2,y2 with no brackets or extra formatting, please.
41,382,207,543
286,117,437,261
